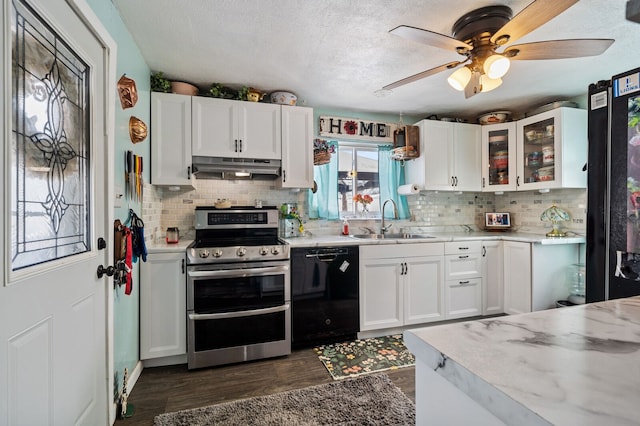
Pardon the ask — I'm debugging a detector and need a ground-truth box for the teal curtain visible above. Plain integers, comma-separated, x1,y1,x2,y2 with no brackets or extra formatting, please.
378,145,410,219
308,141,339,219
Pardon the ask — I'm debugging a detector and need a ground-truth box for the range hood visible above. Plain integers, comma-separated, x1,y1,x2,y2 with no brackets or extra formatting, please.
191,156,281,180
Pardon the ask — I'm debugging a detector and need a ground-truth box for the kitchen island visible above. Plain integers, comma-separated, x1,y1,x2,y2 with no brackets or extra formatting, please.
404,296,640,425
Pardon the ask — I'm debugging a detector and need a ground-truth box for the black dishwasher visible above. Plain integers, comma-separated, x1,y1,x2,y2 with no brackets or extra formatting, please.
291,246,359,348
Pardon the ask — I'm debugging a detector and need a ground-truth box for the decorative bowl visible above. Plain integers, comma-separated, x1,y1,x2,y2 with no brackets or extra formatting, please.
270,91,297,105
170,81,199,96
478,111,511,125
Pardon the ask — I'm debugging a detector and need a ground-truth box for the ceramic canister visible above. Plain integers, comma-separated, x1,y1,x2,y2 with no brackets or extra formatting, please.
542,145,554,164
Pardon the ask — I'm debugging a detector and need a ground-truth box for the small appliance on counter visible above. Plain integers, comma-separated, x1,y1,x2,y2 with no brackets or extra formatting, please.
484,212,511,231
165,227,179,243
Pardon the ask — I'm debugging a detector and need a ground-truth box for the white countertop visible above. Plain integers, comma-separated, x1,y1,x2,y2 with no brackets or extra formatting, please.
284,231,585,248
146,239,193,253
404,297,640,426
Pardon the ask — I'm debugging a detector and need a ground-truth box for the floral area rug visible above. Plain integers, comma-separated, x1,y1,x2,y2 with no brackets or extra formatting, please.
313,334,415,380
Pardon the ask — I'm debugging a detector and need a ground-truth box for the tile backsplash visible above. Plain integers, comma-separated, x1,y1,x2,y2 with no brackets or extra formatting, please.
143,178,586,239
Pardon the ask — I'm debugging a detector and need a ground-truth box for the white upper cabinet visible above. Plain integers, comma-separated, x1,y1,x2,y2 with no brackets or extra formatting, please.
516,107,587,191
150,92,195,187
192,97,282,159
406,120,482,192
281,105,313,188
481,122,517,192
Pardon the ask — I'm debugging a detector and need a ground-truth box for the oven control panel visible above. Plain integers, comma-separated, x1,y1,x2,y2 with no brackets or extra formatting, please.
187,243,290,265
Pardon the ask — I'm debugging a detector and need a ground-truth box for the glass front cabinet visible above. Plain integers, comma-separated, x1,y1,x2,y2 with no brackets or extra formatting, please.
516,107,587,191
481,122,517,192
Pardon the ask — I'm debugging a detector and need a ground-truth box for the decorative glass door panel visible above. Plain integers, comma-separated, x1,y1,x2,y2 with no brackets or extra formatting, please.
481,122,516,192
488,129,509,187
11,0,90,271
521,117,556,186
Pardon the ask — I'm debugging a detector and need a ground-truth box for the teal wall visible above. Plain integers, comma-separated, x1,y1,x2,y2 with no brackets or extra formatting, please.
85,0,150,400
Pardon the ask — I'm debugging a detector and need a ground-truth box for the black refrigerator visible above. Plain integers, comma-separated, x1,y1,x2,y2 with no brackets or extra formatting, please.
587,67,640,302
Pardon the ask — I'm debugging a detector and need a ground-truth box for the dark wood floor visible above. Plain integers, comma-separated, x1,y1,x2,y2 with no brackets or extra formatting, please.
115,348,415,425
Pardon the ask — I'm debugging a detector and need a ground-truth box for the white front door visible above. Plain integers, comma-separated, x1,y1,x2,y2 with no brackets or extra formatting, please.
0,0,114,424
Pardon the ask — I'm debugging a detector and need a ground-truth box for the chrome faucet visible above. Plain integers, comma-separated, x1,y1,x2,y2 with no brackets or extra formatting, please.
381,199,399,234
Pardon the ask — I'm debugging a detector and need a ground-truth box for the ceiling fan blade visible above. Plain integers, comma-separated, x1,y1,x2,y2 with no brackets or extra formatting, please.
390,25,472,51
504,39,614,60
383,61,464,90
491,0,579,46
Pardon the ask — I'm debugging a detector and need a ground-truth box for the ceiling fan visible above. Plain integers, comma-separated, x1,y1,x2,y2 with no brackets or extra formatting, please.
383,0,614,98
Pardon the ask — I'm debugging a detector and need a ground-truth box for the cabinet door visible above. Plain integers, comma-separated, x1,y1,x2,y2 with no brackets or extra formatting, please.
237,102,282,159
150,93,195,186
453,123,482,192
140,252,187,360
482,241,504,315
516,107,587,191
503,241,532,314
281,105,313,188
192,97,237,157
404,256,445,325
359,259,403,331
481,122,517,192
445,278,482,319
423,120,455,190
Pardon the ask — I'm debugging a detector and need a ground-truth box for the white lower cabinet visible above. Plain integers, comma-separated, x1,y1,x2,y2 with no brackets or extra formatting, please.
360,244,445,331
444,241,483,319
503,241,581,314
140,252,187,360
482,240,504,315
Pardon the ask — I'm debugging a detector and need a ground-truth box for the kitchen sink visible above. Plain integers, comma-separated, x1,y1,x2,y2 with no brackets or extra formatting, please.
349,233,435,240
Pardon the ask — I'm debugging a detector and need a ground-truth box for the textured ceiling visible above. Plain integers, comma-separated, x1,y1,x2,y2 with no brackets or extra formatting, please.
113,0,640,120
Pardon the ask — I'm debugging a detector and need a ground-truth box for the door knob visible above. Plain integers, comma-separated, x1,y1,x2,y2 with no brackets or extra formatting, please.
96,264,116,278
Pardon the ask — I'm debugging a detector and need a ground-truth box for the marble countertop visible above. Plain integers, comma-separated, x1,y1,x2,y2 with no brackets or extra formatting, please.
146,239,193,254
404,296,640,426
284,231,585,248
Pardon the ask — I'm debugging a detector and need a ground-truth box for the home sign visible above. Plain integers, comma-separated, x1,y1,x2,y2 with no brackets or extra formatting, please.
319,115,396,143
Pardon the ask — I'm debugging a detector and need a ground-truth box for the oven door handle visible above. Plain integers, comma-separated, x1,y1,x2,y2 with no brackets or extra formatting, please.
187,265,289,279
188,303,290,321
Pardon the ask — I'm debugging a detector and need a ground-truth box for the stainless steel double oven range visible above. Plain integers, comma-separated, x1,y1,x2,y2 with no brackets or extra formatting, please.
186,206,290,369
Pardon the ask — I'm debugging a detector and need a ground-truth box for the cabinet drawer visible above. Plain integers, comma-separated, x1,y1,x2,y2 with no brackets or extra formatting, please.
445,241,482,255
445,253,482,280
445,277,482,320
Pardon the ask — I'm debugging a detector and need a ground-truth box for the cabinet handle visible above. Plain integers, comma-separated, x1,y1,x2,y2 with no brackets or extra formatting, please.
459,280,470,285
235,139,238,152
458,246,469,250
458,255,469,259
516,175,520,186
187,166,191,179
404,262,408,275
454,176,458,186
181,259,185,274
239,140,243,152
451,176,454,186
282,170,286,182
482,177,485,188
482,246,487,257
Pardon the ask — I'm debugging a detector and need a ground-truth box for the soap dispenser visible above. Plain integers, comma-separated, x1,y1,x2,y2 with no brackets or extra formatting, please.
342,218,350,236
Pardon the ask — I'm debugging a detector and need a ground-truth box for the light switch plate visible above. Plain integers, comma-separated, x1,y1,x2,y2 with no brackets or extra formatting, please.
115,185,124,208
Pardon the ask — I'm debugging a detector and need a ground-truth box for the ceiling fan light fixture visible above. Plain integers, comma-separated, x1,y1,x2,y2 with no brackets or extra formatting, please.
447,66,472,91
480,75,503,92
483,54,510,79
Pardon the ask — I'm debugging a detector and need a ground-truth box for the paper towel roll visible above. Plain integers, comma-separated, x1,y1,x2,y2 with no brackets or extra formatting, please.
398,184,420,195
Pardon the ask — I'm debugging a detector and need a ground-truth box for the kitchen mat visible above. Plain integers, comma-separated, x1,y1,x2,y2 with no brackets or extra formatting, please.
313,334,415,380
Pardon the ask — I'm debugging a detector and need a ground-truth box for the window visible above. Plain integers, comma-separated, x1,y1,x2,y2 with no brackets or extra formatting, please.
338,144,379,218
